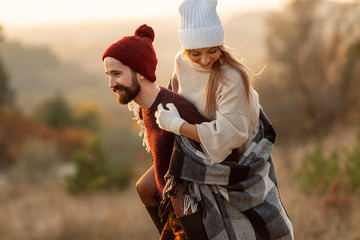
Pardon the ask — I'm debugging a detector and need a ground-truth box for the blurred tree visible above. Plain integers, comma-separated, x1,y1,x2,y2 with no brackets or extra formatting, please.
66,139,133,194
33,92,74,129
0,110,95,169
262,0,360,138
0,24,14,112
33,93,101,131
73,108,100,131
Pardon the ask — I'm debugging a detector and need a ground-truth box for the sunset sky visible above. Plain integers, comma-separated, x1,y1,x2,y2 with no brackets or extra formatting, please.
1,0,286,26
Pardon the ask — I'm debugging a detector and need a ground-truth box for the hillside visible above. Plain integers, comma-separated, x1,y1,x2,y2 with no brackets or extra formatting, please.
0,41,110,115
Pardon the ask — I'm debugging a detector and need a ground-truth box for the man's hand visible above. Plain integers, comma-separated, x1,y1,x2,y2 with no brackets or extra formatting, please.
155,103,186,135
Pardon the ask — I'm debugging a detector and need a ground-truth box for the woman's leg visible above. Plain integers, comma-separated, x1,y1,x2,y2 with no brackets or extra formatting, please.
136,165,164,234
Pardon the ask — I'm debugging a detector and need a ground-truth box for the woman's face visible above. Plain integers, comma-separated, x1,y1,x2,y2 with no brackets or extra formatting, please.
187,47,221,69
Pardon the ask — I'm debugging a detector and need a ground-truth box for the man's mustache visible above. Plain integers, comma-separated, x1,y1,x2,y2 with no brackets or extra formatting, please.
112,84,127,93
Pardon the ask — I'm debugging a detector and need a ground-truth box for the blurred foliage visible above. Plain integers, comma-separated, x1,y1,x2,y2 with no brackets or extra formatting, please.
33,92,73,129
65,119,149,194
0,110,51,168
344,131,360,193
98,123,149,165
73,108,100,131
0,25,14,112
297,129,360,196
0,59,14,111
0,110,95,168
7,137,64,183
260,0,360,141
33,92,100,131
296,139,340,195
66,139,133,194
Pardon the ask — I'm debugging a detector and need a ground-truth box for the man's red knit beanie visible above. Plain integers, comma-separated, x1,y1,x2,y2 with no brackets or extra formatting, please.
102,24,157,82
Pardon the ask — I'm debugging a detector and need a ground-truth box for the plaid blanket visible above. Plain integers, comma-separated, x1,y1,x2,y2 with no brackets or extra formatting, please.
160,109,294,240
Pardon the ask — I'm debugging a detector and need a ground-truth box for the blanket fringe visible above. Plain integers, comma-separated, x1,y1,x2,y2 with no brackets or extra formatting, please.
159,178,182,223
128,101,150,152
137,120,150,152
183,194,198,215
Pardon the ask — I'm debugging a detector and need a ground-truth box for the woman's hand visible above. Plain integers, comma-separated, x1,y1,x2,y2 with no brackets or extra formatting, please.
155,103,186,135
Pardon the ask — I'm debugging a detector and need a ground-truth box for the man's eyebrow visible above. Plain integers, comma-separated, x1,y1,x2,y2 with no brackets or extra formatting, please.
105,70,121,74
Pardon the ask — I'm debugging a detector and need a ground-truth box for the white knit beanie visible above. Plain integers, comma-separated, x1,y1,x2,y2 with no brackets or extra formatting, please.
178,0,224,50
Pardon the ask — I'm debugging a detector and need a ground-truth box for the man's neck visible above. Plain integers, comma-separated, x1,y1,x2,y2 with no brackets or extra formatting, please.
134,82,161,109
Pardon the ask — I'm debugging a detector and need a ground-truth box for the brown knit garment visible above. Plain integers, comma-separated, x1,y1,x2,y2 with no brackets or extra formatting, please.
141,87,239,194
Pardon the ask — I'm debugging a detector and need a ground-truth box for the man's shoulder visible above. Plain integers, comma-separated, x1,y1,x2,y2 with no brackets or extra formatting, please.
158,86,181,99
158,87,197,110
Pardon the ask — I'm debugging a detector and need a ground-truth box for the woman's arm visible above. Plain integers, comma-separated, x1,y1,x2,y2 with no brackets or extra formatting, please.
179,122,200,143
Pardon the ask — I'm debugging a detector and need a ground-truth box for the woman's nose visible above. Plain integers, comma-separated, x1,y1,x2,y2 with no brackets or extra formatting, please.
201,55,210,65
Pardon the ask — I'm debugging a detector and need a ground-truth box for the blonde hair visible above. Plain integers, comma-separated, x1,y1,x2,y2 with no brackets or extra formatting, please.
184,46,250,114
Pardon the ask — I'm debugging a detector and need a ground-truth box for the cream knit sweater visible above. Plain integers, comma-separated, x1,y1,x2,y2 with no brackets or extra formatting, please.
171,51,260,164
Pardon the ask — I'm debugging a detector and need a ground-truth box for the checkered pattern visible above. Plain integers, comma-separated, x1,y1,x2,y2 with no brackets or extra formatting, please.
161,109,294,240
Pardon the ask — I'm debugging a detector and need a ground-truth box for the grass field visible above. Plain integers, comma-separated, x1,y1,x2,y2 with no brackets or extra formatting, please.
1,127,359,240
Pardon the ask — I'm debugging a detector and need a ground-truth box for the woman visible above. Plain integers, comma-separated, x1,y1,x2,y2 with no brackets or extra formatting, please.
141,0,294,239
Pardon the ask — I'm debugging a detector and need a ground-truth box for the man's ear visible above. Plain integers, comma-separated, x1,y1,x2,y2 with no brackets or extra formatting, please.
137,73,146,81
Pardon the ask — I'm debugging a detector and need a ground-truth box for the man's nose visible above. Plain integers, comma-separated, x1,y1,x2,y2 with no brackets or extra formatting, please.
109,76,117,88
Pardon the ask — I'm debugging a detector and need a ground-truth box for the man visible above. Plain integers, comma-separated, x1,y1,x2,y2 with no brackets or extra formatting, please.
102,24,210,240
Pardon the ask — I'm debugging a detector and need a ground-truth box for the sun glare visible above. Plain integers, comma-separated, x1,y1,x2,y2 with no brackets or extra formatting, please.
1,0,285,26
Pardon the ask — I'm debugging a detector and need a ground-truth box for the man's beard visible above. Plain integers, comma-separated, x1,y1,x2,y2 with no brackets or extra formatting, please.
112,71,141,104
